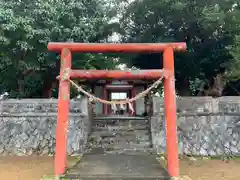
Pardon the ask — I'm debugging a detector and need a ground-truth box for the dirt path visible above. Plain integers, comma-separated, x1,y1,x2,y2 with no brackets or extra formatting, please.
180,158,240,180
0,156,77,180
0,156,239,180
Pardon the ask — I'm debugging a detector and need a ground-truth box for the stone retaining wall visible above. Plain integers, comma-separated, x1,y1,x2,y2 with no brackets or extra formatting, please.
1,96,240,156
151,96,240,156
0,98,92,156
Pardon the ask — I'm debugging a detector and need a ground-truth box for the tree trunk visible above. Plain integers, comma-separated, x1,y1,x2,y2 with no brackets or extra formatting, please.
42,79,54,98
42,59,60,98
17,78,25,98
177,77,192,96
203,73,226,97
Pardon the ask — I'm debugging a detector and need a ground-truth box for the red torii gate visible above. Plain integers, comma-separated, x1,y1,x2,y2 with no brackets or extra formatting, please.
48,42,187,178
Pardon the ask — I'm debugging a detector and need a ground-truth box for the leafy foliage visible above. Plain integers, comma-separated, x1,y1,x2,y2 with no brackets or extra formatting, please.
118,0,240,96
0,0,118,98
0,0,239,97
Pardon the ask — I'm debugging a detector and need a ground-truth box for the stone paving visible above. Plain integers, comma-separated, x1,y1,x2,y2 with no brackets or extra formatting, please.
65,148,170,179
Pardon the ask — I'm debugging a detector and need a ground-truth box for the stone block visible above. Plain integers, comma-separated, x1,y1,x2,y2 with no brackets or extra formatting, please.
0,144,4,154
0,98,91,155
152,97,164,114
150,96,240,156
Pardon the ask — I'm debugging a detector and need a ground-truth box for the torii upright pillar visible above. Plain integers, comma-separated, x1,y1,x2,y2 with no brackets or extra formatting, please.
163,47,179,176
48,42,186,178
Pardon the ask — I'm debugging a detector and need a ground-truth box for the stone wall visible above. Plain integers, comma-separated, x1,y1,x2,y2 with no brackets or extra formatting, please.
93,86,103,115
0,98,92,156
136,86,145,115
1,96,240,157
151,96,240,156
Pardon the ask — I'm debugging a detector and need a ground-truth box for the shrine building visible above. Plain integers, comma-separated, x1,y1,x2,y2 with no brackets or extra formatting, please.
85,80,153,116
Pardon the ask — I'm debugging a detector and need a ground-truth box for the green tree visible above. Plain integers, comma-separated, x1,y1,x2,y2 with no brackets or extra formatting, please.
0,0,118,98
118,0,240,96
225,3,240,81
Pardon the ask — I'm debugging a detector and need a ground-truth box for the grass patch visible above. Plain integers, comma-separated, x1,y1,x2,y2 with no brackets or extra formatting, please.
40,175,72,180
40,155,82,180
156,153,240,167
40,175,58,180
210,155,240,160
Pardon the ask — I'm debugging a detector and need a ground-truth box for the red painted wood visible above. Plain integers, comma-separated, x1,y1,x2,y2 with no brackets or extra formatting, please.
55,48,71,176
163,47,179,177
48,42,187,53
70,70,164,80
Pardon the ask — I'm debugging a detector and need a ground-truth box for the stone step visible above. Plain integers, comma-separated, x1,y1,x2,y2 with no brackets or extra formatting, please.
92,125,149,132
93,119,149,126
64,175,168,179
88,138,150,144
101,133,150,141
99,142,152,150
90,118,152,153
104,148,157,155
88,140,152,148
100,143,152,151
94,116,146,121
84,147,156,155
90,133,150,142
93,138,151,146
89,138,149,145
91,129,150,138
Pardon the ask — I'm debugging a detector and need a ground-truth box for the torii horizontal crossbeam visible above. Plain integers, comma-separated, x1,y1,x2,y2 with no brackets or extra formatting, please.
48,42,186,53
69,69,165,80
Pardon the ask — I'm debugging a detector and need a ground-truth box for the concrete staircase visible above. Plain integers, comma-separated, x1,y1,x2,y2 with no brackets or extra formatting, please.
65,116,170,180
87,116,153,154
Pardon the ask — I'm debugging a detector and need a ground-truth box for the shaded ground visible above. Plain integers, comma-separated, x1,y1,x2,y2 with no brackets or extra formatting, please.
0,155,239,180
65,153,169,179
